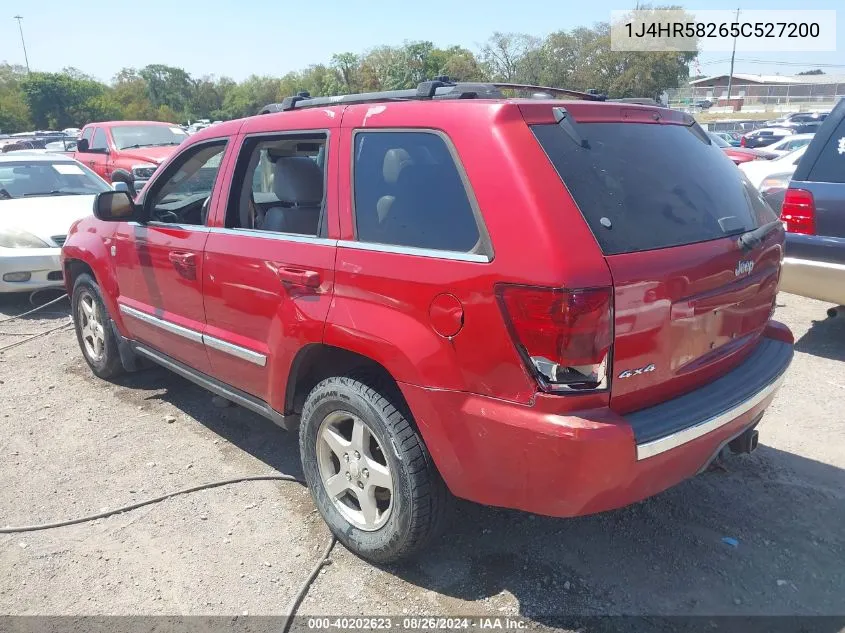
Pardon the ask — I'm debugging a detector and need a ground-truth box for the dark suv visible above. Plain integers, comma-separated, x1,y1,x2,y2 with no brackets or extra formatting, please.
61,80,794,563
780,98,845,308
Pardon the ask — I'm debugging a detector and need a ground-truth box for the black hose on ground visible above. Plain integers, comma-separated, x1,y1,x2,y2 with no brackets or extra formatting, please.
0,474,302,533
0,293,68,324
282,537,337,633
0,321,72,353
1,473,338,622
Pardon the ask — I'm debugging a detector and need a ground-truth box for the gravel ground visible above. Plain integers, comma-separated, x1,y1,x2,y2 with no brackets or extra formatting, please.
0,289,843,622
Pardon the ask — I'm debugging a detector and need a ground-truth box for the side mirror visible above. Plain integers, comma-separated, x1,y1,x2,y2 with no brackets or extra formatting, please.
76,138,89,152
111,181,130,193
94,191,145,222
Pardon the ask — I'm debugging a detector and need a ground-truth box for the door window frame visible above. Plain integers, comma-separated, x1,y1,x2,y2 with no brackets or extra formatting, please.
208,128,337,246
90,128,110,152
80,127,95,146
345,127,494,263
137,137,230,231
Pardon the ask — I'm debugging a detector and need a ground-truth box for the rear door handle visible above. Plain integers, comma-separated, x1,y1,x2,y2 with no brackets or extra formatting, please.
276,266,321,288
168,251,196,267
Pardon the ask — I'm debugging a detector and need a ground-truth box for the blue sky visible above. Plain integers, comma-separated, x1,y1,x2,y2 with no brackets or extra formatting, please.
1,0,842,82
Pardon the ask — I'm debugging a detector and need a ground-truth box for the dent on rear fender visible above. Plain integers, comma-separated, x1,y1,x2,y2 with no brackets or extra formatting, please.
323,298,465,389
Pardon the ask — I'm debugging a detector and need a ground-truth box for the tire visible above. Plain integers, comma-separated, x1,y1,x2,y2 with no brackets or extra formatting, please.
71,273,123,379
299,376,452,564
111,170,135,188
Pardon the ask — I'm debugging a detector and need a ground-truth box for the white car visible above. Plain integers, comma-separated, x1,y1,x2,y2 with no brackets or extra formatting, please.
761,133,815,157
0,153,112,293
739,146,808,190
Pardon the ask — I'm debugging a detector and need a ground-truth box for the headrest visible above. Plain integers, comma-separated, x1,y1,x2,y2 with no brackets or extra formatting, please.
382,148,414,184
272,156,323,205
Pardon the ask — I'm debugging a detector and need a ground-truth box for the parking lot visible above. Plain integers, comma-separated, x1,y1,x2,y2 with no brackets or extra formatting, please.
1,290,843,620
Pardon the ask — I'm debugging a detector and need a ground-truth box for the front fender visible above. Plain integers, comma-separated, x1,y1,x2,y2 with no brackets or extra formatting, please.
62,218,125,334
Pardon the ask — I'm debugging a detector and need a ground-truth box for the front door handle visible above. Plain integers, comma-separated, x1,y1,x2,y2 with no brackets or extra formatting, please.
168,251,196,267
276,266,321,288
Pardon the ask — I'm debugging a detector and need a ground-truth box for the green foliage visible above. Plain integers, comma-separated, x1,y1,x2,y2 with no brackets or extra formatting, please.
0,16,699,133
0,64,32,133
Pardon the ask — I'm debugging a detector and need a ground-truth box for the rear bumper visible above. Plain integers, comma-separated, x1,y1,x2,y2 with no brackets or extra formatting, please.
0,249,63,293
401,331,793,518
781,257,845,306
781,232,845,305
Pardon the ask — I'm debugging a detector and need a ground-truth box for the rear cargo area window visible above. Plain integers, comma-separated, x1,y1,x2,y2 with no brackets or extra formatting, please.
352,131,481,253
532,122,763,255
806,117,845,184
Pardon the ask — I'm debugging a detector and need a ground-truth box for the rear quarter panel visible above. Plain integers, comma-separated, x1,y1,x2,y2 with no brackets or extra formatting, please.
327,101,611,404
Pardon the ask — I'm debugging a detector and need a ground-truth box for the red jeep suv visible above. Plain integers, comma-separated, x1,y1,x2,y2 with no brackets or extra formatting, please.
62,80,794,564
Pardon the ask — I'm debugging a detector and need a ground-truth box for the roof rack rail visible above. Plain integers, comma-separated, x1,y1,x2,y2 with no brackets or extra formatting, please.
491,83,607,101
259,78,608,114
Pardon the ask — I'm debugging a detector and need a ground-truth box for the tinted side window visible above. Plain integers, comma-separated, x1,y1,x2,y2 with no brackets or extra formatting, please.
91,128,108,151
353,131,481,253
807,117,845,184
225,133,327,236
81,128,94,144
147,142,227,225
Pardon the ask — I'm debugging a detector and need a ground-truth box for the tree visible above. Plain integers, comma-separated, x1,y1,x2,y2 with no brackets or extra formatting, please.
481,33,535,82
139,64,194,117
431,46,486,82
221,75,281,119
331,53,360,93
0,16,700,130
113,68,157,120
797,69,825,75
0,64,32,133
21,71,110,128
190,75,236,121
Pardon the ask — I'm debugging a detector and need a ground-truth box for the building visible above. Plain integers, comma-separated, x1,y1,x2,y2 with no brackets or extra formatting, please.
668,73,845,113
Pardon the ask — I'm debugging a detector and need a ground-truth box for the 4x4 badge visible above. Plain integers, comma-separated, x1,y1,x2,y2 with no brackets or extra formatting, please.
618,364,656,379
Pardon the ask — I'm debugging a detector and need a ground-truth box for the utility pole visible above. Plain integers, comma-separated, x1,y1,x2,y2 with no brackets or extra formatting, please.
725,8,740,105
13,15,30,73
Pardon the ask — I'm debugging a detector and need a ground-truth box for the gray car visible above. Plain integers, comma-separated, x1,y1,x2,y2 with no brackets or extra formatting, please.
780,99,845,310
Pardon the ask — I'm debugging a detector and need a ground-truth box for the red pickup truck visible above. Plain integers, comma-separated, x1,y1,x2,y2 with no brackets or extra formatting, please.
73,121,188,193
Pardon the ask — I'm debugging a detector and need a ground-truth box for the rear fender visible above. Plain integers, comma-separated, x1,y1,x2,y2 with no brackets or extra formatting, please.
322,298,465,390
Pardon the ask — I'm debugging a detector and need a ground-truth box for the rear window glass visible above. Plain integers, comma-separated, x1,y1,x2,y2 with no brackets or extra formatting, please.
532,122,767,255
807,117,845,184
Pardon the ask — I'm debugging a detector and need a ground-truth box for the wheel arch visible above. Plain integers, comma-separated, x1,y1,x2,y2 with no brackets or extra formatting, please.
285,344,408,419
62,239,124,335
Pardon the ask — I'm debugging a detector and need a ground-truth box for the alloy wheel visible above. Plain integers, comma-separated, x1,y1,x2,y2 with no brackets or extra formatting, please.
77,291,105,362
316,411,394,531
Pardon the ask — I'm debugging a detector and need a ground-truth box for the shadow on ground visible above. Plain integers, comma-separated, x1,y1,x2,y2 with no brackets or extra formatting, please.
105,366,845,627
794,314,845,362
0,289,71,323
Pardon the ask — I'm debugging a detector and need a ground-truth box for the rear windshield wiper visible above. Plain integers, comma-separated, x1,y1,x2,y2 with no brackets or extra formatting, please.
737,220,783,252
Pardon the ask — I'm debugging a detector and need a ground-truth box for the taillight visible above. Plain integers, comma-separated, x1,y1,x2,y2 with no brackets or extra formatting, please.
781,188,816,235
497,285,612,392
